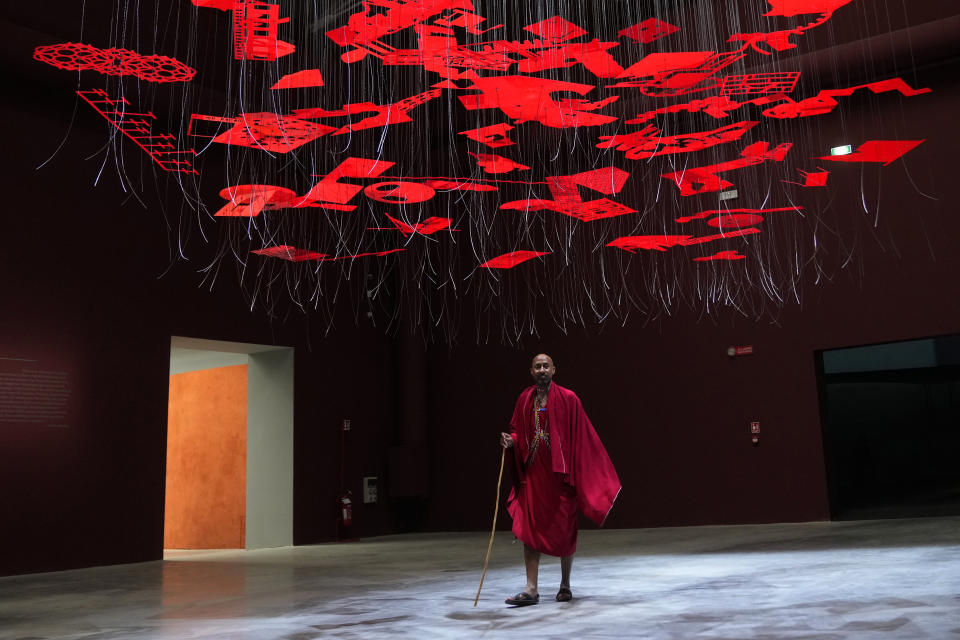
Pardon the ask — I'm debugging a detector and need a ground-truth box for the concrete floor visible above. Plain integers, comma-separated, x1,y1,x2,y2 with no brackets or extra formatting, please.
1,518,959,639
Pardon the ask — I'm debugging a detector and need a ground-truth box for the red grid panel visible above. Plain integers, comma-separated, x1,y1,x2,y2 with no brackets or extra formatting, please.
721,72,800,96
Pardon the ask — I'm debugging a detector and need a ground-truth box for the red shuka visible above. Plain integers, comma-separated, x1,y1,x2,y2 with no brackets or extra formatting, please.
506,383,621,556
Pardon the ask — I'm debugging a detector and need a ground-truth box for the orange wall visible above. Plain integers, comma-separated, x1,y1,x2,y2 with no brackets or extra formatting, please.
164,364,247,549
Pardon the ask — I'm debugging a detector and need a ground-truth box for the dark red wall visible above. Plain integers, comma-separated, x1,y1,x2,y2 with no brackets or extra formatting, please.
0,96,401,576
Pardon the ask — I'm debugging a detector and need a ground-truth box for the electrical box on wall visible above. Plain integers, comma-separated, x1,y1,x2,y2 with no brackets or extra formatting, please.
362,476,378,504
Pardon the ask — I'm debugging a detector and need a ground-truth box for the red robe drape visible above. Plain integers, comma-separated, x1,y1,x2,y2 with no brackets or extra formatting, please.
506,383,621,556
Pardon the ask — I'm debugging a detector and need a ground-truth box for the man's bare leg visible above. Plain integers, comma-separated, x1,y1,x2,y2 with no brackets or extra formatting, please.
556,554,574,601
560,554,573,589
523,544,540,596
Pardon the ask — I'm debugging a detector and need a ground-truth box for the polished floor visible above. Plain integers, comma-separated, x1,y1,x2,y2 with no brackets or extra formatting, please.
1,517,959,639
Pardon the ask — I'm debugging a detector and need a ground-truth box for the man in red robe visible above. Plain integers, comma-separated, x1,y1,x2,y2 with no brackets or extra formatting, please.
500,354,621,606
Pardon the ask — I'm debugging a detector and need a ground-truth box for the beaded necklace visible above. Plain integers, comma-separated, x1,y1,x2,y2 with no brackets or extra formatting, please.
526,391,549,467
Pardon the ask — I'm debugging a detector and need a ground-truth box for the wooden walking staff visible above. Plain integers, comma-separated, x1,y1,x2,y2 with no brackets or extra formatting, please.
474,446,507,606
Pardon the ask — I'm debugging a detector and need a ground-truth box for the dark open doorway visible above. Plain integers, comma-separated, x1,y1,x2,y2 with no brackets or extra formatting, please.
817,334,960,520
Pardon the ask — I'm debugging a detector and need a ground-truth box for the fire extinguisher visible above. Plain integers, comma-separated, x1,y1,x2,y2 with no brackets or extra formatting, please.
338,490,355,541
340,491,353,527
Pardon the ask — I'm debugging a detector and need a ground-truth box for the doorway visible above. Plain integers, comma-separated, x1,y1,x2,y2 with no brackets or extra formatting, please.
817,334,960,520
165,337,294,550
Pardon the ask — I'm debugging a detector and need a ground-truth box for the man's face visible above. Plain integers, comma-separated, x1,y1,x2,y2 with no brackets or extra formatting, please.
530,354,556,386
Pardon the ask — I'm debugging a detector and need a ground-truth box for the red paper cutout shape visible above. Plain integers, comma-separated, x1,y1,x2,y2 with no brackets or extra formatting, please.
215,185,302,217
626,78,929,125
425,179,499,192
211,113,335,153
616,52,715,79
216,157,405,215
271,69,324,89
676,207,801,224
721,72,800,95
501,19,625,78
293,89,442,135
619,18,680,44
191,0,234,9
596,121,758,159
348,15,622,79
729,3,850,57
77,90,197,174
252,245,326,261
816,140,924,166
34,43,195,82
764,0,855,17
468,153,530,174
523,16,588,40
501,167,636,221
460,76,619,128
326,1,491,51
626,94,784,124
610,51,744,96
782,168,829,187
364,181,437,204
252,246,405,261
303,157,395,206
232,1,295,60
707,213,766,229
608,228,763,252
369,213,456,236
459,123,516,148
607,236,692,252
434,8,496,34
694,250,746,261
188,114,239,138
479,250,550,269
662,142,792,196
513,40,624,78
763,78,932,118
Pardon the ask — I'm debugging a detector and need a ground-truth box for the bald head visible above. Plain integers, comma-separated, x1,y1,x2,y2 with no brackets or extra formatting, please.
530,353,556,387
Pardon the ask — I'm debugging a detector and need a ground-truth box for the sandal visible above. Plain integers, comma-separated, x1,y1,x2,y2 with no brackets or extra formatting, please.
505,592,540,606
556,587,573,602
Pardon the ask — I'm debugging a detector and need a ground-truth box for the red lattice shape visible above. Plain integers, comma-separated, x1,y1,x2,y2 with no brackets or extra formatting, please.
721,72,800,96
34,43,195,82
34,42,109,72
118,54,197,83
233,1,295,61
